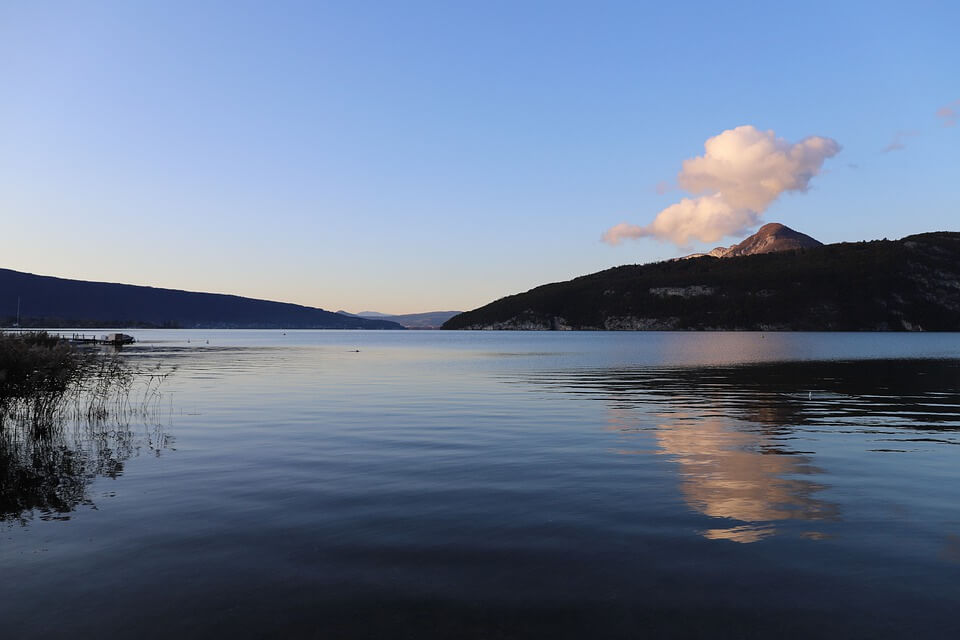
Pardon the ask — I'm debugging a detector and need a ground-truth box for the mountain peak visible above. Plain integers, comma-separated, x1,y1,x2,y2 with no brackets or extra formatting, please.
680,223,822,260
722,223,822,257
754,222,788,235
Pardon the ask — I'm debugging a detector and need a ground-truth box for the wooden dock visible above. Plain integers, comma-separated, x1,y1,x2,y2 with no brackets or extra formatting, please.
64,333,136,346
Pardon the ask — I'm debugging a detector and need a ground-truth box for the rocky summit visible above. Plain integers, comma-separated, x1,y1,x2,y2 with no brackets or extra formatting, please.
682,223,823,259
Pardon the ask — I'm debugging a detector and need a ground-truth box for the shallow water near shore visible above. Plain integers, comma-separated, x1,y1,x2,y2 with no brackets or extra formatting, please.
3,330,960,638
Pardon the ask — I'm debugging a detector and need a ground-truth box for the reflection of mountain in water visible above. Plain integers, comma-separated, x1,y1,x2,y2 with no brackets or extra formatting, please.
550,359,960,430
0,420,172,525
530,359,960,543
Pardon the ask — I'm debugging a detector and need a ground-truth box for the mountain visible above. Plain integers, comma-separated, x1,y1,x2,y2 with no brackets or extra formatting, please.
338,310,463,329
443,230,960,331
0,269,404,329
681,223,823,259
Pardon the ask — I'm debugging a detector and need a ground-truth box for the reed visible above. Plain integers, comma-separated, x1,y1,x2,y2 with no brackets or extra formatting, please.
0,396,172,524
0,331,173,430
1,331,175,523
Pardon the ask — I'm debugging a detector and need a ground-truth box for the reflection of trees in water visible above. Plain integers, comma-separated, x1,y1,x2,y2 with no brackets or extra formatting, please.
0,419,172,525
532,359,960,543
543,359,960,431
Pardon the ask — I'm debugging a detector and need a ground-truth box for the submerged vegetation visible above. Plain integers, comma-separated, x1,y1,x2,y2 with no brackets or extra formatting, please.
0,409,173,525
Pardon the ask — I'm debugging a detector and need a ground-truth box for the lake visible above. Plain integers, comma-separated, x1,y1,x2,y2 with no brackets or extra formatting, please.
3,330,960,638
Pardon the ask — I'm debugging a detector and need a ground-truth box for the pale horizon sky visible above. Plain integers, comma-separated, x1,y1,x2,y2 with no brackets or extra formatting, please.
2,1,957,314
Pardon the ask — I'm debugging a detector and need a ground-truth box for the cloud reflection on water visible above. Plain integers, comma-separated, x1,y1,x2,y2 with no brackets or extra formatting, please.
610,407,835,543
530,358,960,543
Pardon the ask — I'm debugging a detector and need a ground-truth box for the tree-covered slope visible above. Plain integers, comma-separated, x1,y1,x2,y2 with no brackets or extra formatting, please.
444,232,960,331
0,269,404,329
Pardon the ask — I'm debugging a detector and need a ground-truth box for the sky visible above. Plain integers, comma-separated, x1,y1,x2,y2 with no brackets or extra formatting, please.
1,1,957,314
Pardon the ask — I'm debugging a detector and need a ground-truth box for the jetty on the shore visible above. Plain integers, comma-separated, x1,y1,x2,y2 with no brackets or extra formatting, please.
65,332,136,346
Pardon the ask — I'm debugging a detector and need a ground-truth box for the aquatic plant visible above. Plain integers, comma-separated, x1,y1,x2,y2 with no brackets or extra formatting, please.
0,405,173,525
0,331,174,429
0,331,175,524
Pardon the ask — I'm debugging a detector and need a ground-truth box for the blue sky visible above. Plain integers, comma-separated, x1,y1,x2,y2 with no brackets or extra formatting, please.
1,1,957,313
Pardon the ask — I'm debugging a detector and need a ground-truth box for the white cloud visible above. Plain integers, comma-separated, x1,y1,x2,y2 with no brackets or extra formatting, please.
603,125,840,247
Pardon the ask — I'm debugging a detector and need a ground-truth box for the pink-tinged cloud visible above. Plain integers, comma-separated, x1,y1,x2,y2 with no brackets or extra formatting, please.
654,180,673,195
881,130,920,154
603,125,840,246
937,100,960,127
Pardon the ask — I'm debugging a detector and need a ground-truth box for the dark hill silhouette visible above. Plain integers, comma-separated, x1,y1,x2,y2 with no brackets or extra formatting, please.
444,230,960,331
0,269,403,329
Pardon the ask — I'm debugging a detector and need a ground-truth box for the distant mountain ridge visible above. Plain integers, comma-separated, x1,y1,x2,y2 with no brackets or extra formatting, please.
0,268,404,329
681,223,823,259
444,229,960,331
338,310,462,329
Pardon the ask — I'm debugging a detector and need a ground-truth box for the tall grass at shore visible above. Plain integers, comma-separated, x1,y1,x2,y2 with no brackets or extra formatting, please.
0,331,172,429
1,331,175,523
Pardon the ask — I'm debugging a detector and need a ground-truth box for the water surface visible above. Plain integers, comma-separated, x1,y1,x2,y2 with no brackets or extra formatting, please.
3,331,960,638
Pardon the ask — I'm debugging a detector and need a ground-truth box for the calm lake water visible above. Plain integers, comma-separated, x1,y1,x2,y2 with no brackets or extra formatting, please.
3,330,960,638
